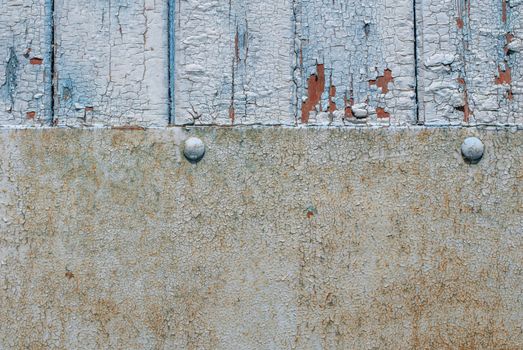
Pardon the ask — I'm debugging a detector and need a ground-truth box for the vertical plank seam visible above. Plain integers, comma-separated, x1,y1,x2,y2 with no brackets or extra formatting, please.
412,0,421,125
45,0,56,125
168,0,175,124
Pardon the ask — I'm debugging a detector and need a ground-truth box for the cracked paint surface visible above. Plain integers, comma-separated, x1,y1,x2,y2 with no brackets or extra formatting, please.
2,1,523,126
418,0,523,125
53,0,169,126
0,0,50,125
295,0,417,126
174,0,294,125
0,128,521,348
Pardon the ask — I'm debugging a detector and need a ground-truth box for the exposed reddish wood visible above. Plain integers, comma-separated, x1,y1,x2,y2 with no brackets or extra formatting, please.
229,106,235,123
376,107,390,119
344,94,354,118
495,65,512,85
29,57,43,65
456,18,464,29
502,0,507,23
457,77,471,122
504,33,514,54
328,85,337,112
301,64,325,123
369,69,393,94
26,111,36,119
234,30,240,62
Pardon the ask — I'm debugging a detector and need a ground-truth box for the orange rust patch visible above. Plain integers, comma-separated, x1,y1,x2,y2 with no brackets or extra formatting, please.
30,57,43,65
456,18,464,29
376,107,390,119
301,64,325,123
328,85,337,112
495,65,512,85
369,69,393,94
26,111,36,119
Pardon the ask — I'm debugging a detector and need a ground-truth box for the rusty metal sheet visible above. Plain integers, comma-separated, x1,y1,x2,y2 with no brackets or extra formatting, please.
0,128,521,349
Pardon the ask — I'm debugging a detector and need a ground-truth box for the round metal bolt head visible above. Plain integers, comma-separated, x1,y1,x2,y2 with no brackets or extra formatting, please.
461,137,484,164
184,137,205,162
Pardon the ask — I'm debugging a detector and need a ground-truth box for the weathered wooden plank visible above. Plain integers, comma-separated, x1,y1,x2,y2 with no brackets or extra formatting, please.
296,0,417,125
174,0,295,125
418,0,523,125
0,0,51,125
53,0,169,126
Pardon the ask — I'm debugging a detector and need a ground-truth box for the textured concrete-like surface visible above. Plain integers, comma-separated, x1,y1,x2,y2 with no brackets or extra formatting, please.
0,127,521,349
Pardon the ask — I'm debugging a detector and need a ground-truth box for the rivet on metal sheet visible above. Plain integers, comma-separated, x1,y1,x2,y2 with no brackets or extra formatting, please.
461,137,484,164
184,137,205,162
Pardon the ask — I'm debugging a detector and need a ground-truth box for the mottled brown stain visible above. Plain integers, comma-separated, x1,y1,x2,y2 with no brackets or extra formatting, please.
65,271,74,279
369,69,393,94
495,65,512,85
29,57,43,65
301,64,325,123
376,107,390,119
26,111,36,119
111,125,146,130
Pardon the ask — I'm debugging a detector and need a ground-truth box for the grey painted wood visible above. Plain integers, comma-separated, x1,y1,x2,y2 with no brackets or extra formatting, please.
53,0,169,126
418,0,523,125
295,0,417,125
0,0,51,125
174,0,295,125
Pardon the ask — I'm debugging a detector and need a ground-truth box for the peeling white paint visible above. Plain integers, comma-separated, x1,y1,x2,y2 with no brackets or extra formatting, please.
53,0,169,126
